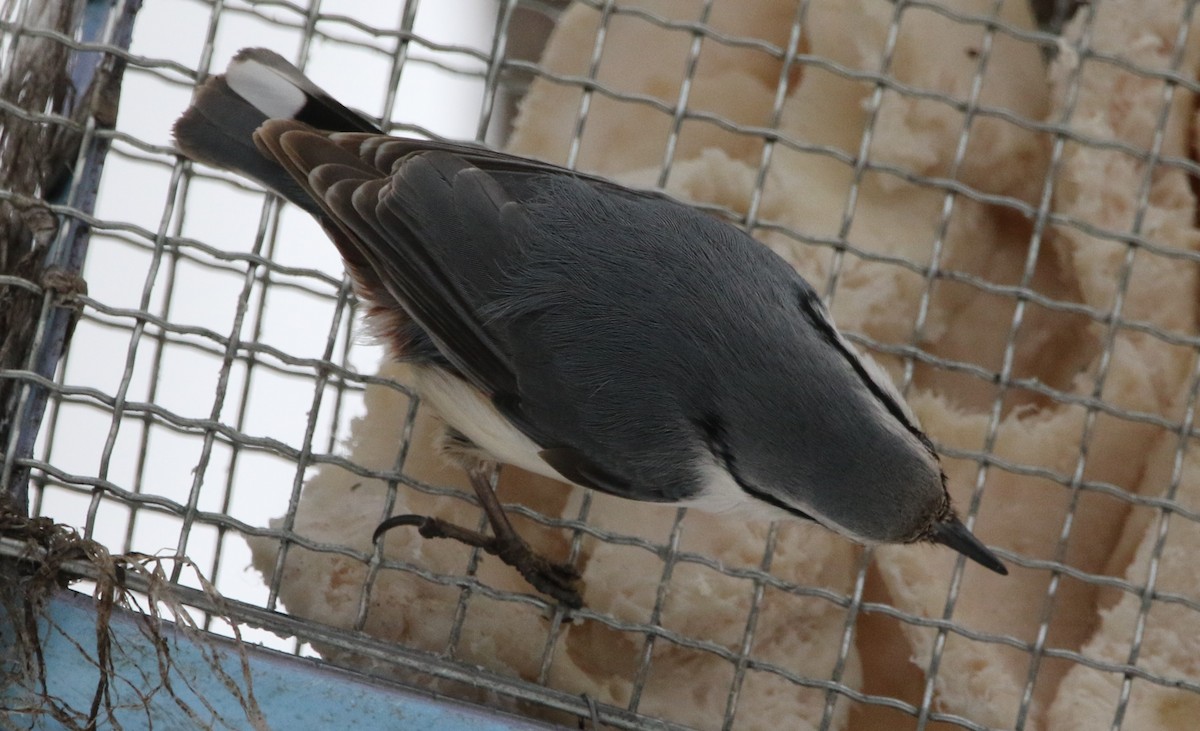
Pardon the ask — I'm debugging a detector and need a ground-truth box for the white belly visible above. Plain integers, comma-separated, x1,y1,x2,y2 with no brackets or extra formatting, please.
410,365,834,533
411,365,565,482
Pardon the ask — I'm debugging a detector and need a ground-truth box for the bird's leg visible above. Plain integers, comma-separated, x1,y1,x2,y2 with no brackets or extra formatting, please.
372,466,582,608
463,467,583,605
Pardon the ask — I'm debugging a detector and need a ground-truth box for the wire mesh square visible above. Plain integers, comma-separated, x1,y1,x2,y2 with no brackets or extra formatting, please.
4,0,1200,730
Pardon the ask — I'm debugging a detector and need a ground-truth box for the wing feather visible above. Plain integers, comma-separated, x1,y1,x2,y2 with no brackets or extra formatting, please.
262,123,521,400
252,120,650,495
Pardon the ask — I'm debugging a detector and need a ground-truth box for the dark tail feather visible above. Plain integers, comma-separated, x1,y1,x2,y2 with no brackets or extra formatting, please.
172,48,379,215
173,48,413,356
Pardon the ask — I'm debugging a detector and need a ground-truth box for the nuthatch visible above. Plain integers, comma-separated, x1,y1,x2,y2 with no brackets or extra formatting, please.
175,48,1007,607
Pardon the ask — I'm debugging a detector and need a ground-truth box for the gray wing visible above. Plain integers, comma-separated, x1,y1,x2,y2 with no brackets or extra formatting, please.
259,122,520,400
255,122,685,500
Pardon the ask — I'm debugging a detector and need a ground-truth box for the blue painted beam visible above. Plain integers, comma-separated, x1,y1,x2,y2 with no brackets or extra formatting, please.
0,589,563,730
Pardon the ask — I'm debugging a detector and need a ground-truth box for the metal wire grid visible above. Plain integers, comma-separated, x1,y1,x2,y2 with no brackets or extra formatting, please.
3,0,1200,729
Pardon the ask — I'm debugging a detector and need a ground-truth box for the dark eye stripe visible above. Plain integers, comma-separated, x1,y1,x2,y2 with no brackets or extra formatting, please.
795,289,938,459
692,411,816,524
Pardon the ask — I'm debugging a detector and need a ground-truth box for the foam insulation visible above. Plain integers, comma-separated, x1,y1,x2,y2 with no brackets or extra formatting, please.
247,1,1200,728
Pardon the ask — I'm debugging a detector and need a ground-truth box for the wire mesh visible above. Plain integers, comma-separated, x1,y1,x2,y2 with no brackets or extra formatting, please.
4,0,1200,730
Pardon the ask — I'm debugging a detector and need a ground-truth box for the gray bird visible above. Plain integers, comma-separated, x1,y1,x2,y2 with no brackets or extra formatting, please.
175,48,1006,607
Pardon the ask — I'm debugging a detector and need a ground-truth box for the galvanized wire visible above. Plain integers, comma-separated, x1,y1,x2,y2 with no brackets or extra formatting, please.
4,1,1200,730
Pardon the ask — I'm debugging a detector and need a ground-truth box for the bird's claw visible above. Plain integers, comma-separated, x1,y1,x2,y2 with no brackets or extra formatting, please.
374,514,582,608
494,537,582,608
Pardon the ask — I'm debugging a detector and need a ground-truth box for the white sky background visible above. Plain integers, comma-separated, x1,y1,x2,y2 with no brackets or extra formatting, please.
36,0,497,647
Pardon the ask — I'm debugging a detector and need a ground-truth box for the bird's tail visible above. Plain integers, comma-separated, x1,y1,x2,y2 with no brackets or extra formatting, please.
173,48,379,214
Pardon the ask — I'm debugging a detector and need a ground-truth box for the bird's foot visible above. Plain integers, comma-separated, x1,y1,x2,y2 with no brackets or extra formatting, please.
492,531,582,608
373,514,582,608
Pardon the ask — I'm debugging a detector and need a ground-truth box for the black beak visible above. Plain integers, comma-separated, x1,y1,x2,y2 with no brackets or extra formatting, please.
930,515,1008,575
